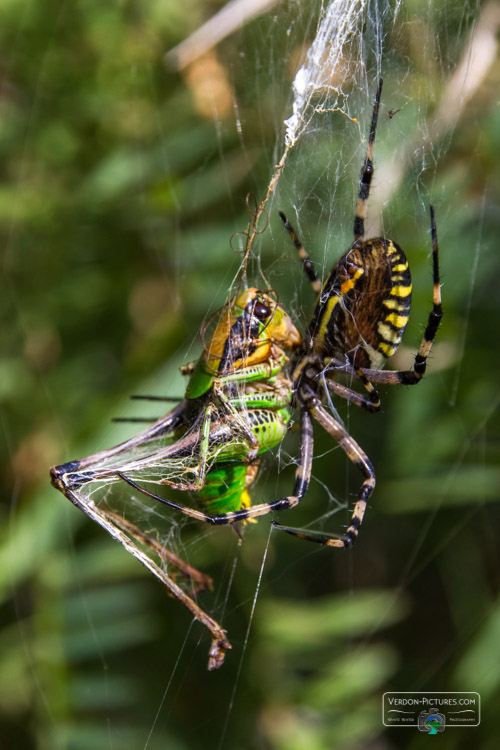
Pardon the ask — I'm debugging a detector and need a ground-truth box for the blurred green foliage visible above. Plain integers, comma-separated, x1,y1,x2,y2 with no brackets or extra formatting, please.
2,0,499,748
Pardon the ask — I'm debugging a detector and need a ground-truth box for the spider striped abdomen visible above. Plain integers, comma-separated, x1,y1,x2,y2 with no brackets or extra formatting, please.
309,238,412,369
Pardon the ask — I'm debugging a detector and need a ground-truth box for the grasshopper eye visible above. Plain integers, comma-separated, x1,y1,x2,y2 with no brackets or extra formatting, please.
252,300,271,321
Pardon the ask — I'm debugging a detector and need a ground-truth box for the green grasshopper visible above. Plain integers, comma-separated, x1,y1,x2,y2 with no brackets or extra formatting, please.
51,288,301,669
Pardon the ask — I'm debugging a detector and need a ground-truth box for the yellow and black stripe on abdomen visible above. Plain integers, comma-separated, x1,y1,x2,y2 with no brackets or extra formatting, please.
306,238,412,363
376,245,412,358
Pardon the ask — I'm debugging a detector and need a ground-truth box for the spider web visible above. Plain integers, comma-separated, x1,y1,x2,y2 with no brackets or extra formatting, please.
5,0,499,748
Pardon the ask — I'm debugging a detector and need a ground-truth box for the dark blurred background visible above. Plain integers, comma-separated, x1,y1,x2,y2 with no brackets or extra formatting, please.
1,0,499,748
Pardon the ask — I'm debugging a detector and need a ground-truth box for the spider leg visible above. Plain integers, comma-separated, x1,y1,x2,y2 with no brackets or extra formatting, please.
324,377,380,413
300,359,381,413
323,363,381,412
116,409,314,526
279,211,322,294
274,387,375,548
353,78,383,241
352,367,381,409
